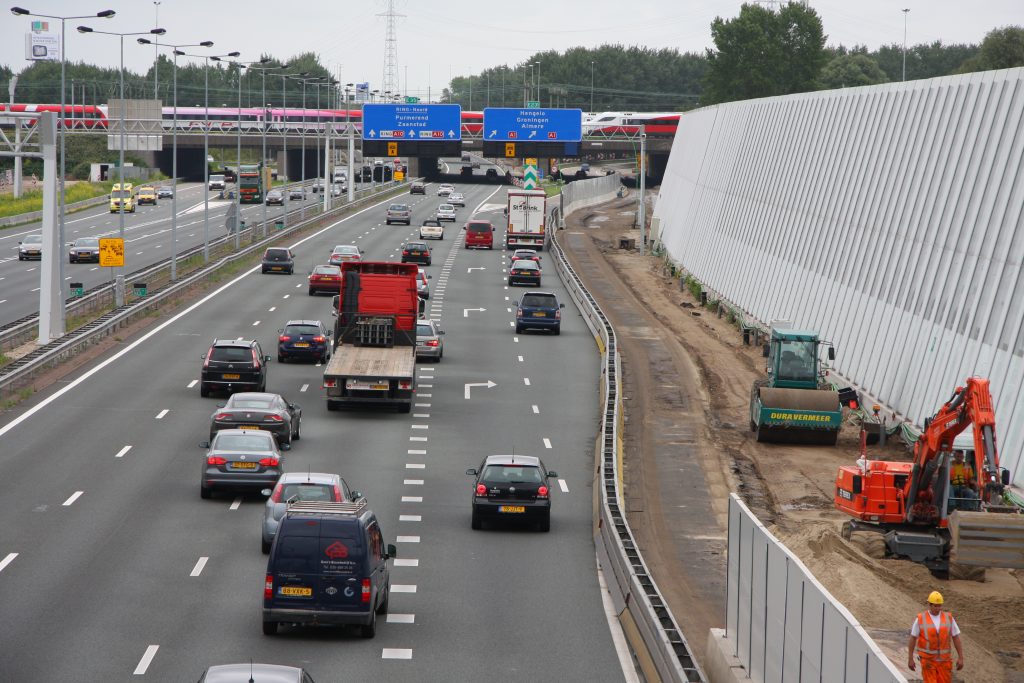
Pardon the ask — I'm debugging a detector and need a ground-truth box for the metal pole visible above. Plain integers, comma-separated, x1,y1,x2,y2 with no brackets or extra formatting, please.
38,112,63,342
58,20,67,313
171,49,178,280
203,56,210,262
315,81,321,209
9,74,22,199
153,1,160,98
536,62,541,106
590,61,594,113
300,78,306,219
261,69,267,238
235,64,242,250
346,89,354,203
638,128,646,256
282,74,288,229
901,9,910,82
117,34,126,247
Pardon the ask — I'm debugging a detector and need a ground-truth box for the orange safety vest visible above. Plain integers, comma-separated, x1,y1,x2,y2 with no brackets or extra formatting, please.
916,611,953,663
950,462,974,487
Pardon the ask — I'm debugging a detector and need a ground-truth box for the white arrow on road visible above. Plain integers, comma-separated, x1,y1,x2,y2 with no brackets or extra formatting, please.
465,380,496,399
467,267,486,273
464,307,486,317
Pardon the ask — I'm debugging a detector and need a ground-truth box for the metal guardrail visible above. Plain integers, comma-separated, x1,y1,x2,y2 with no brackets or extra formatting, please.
548,179,706,683
0,179,409,394
0,179,400,352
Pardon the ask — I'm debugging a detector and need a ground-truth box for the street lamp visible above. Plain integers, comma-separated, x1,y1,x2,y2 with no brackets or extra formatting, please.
590,60,595,113
138,38,213,281
77,24,165,286
290,74,323,219
247,62,288,238
901,8,911,82
345,84,355,203
12,6,114,338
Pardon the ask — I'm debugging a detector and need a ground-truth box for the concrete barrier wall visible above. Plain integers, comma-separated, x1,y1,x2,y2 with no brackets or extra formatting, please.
724,494,906,683
651,67,1024,487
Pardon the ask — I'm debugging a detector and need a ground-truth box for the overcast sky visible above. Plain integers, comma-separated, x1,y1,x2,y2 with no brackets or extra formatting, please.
3,0,1021,102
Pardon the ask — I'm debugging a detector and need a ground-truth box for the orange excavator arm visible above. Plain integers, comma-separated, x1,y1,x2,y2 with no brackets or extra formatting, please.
904,377,1001,523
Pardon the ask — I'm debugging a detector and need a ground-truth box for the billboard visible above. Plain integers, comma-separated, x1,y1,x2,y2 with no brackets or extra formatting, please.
24,21,60,61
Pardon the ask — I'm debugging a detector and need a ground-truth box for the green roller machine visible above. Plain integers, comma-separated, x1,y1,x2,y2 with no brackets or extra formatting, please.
749,325,842,445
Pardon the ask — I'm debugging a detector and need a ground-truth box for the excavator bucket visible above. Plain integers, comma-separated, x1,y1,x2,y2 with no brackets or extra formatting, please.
949,510,1024,569
754,387,841,445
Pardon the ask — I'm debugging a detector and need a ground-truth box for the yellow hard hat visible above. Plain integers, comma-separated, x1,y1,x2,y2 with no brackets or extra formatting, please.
927,591,944,605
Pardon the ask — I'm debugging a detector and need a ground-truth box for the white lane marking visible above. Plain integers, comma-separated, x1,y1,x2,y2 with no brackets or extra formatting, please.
509,321,515,327
405,463,425,469
418,384,433,388
513,336,519,342
268,306,276,312
229,497,242,510
62,491,84,506
543,438,552,449
187,379,198,388
283,294,289,299
418,393,432,398
190,557,209,577
0,553,17,573
30,287,40,292
387,614,415,623
401,496,422,503
532,405,539,414
396,536,420,543
415,403,430,407
559,479,569,493
403,479,424,486
407,449,426,455
252,320,260,326
382,649,413,660
505,296,510,301
518,355,524,362
399,514,422,522
115,445,132,458
133,645,160,675
90,267,98,271
411,424,428,430
296,283,302,288
391,584,417,593
393,558,419,567
155,409,169,419
413,412,430,417
524,378,531,386
300,383,309,392
409,436,427,442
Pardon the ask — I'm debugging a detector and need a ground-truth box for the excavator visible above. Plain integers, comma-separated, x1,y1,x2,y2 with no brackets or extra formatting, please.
834,377,1024,576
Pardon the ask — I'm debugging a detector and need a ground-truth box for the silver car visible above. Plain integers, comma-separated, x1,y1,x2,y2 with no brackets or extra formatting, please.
416,319,445,361
156,186,173,199
436,203,457,221
448,192,466,207
437,183,454,196
386,203,412,225
198,663,317,682
199,429,287,499
18,234,42,261
260,472,360,553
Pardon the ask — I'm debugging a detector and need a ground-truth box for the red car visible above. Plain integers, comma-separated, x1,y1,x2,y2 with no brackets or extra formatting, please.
308,264,342,295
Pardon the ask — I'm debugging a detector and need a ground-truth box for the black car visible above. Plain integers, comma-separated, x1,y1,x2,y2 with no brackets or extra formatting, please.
199,429,286,500
68,237,100,263
263,498,396,637
200,339,270,397
278,319,332,363
508,260,542,287
210,391,302,446
266,189,284,205
466,455,558,531
262,247,295,274
515,291,565,334
410,182,426,195
401,241,432,266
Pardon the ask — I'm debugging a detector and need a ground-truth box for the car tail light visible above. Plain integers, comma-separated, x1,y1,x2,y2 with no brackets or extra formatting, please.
555,310,562,320
476,484,487,496
251,348,261,369
324,379,337,388
259,457,279,467
402,250,409,255
361,578,371,604
264,574,274,599
203,349,212,368
425,339,439,347
279,335,290,342
313,336,325,343
333,484,343,501
207,456,227,465
398,380,411,390
537,485,549,498
264,414,284,422
214,413,232,420
516,308,523,317
270,483,284,502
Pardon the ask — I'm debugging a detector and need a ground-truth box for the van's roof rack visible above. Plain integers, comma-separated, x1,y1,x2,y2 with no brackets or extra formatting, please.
286,499,367,516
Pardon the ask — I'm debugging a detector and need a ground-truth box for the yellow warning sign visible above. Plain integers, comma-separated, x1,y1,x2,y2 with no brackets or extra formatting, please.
505,143,516,158
99,238,124,267
525,158,537,166
394,171,405,181
387,142,398,156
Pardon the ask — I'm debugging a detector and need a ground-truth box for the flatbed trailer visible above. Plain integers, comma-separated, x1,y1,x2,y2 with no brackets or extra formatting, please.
322,344,416,412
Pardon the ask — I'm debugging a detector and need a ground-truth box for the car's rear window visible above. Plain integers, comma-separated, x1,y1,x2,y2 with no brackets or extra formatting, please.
76,238,99,247
482,465,544,484
265,249,290,260
314,266,340,275
214,433,273,450
24,235,42,244
512,261,539,270
285,325,321,336
467,223,490,233
522,294,556,307
210,346,253,362
228,397,274,410
416,324,434,336
279,483,336,503
389,204,408,211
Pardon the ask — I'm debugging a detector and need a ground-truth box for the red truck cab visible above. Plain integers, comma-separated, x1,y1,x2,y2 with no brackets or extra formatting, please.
465,220,494,249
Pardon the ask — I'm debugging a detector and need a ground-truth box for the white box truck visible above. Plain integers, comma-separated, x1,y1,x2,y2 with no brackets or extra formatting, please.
505,188,546,250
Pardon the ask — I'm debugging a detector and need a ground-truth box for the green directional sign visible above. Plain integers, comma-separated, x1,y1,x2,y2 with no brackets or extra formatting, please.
405,96,420,104
523,158,538,189
526,100,540,108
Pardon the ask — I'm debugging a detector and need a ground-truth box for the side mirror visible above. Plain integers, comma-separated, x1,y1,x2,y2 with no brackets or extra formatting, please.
547,470,558,477
386,543,398,560
438,330,445,336
762,343,770,358
264,354,272,362
326,330,333,336
280,443,291,451
559,303,566,309
199,441,210,448
427,274,432,279
351,490,363,500
1002,469,1011,485
827,346,836,361
465,467,478,476
200,353,207,359
277,328,284,333
260,488,273,497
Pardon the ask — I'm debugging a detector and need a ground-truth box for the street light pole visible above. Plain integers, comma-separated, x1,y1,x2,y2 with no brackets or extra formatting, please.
902,8,910,82
152,1,160,98
246,62,286,238
345,85,355,203
590,60,595,113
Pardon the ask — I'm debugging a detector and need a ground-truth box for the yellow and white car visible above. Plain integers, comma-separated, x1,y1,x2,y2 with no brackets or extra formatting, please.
136,185,157,205
109,183,136,213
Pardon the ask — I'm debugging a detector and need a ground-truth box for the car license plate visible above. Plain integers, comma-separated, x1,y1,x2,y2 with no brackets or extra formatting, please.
280,586,312,597
534,312,547,317
222,373,240,380
239,425,261,430
294,342,309,347
499,506,526,513
272,266,282,271
346,379,389,390
231,461,258,469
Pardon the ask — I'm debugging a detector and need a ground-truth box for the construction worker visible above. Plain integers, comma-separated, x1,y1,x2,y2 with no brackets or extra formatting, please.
949,450,979,511
907,591,964,682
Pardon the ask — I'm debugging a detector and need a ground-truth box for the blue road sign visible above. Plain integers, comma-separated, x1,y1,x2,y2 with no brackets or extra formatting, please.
483,108,583,142
362,104,462,141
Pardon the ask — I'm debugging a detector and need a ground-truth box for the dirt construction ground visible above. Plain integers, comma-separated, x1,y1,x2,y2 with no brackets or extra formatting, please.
559,196,1024,683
